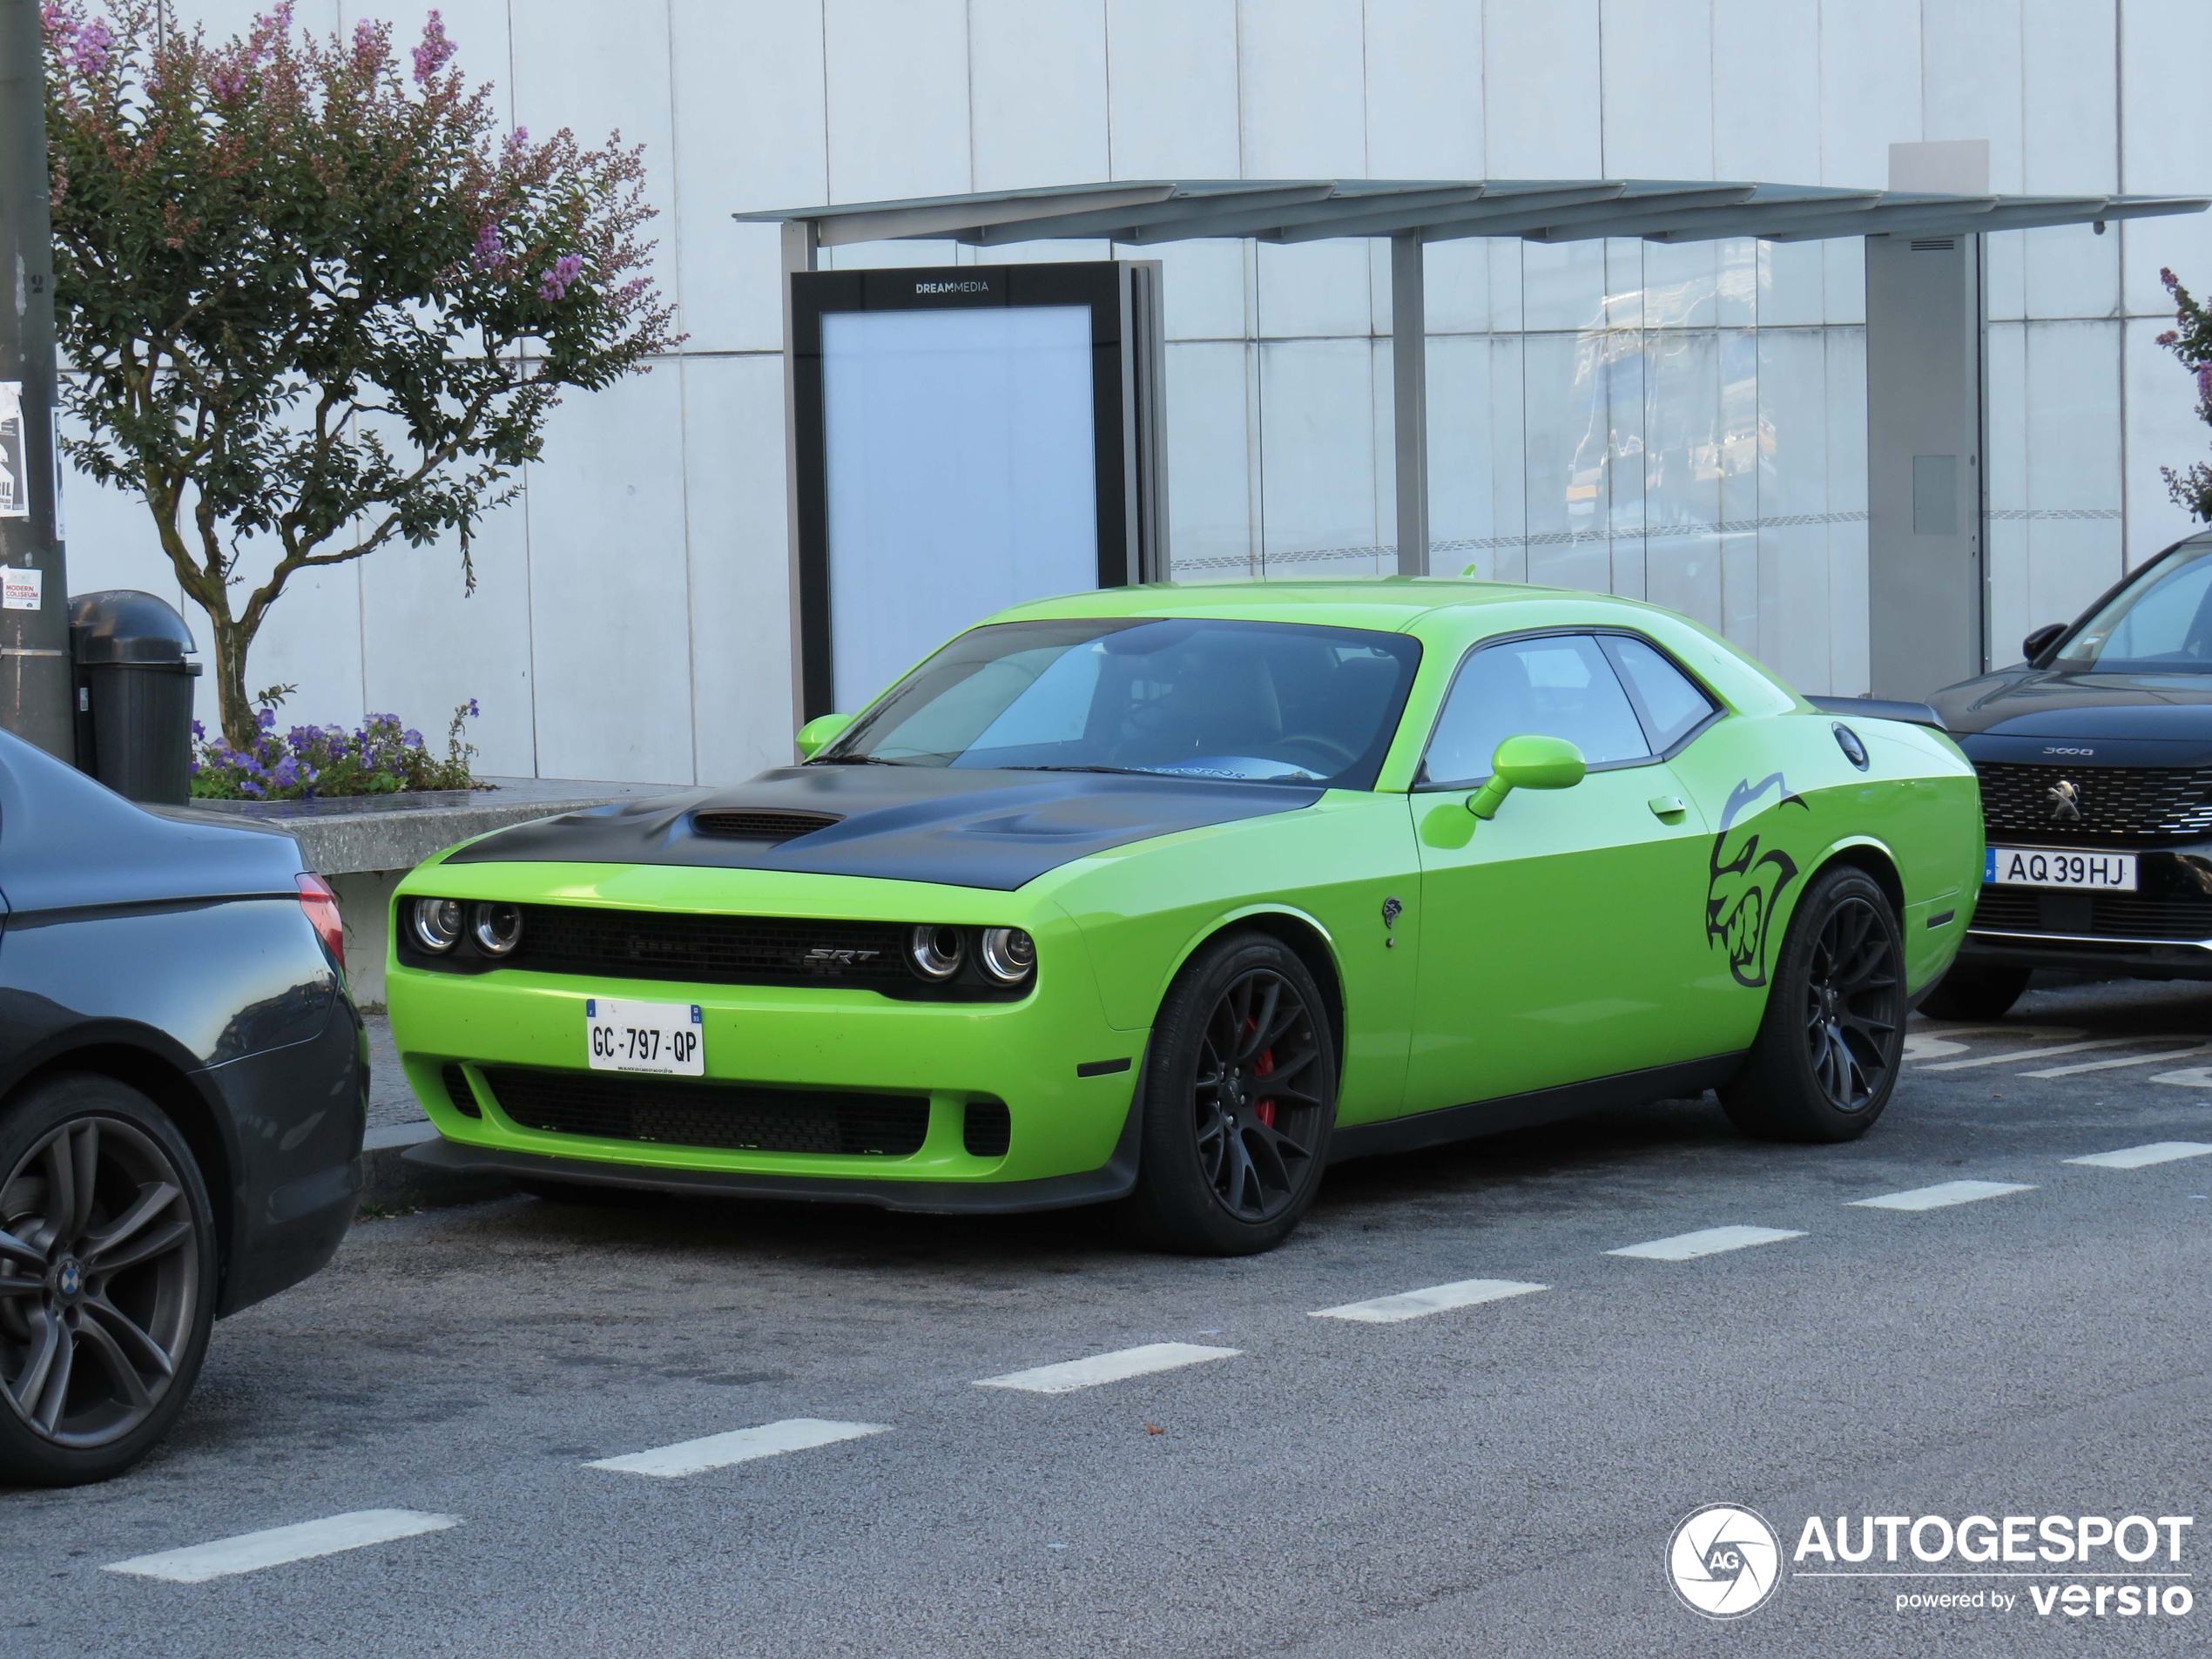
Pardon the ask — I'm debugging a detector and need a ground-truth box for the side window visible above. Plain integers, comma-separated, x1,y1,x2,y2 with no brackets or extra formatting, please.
1603,634,1718,753
1421,634,1650,786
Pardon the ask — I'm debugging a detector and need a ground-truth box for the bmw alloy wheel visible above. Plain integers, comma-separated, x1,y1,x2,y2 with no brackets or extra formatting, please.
1,1116,202,1449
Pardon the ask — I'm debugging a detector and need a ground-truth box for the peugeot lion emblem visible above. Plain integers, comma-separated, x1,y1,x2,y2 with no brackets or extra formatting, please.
2047,778,2083,823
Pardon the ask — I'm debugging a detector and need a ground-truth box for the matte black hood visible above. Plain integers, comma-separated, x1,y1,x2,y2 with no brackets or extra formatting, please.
1930,668,2212,766
443,765,1325,892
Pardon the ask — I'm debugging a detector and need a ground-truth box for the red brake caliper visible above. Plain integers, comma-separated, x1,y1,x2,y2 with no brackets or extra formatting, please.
1245,1017,1278,1129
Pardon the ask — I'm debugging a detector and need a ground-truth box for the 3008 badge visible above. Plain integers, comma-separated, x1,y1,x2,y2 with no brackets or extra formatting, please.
584,997,705,1076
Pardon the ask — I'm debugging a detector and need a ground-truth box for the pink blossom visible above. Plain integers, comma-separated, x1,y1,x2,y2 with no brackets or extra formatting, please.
64,17,110,76
353,18,380,57
2197,363,2212,402
207,62,246,101
470,220,509,271
412,10,455,84
500,125,530,168
2158,330,2181,346
2163,267,2181,295
538,253,583,300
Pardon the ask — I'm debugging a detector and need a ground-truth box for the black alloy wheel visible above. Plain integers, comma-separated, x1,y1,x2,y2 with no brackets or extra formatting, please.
1722,867,1906,1143
1123,932,1338,1254
1803,893,1903,1113
0,1076,216,1486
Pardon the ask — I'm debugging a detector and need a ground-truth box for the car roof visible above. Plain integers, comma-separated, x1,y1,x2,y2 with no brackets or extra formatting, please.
991,577,1657,633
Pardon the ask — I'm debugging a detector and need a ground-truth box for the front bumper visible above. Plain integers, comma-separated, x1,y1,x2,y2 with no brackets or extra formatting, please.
1960,840,2212,979
386,937,1146,1194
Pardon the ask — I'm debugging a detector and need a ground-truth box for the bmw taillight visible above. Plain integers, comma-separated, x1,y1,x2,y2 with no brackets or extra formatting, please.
296,873,345,974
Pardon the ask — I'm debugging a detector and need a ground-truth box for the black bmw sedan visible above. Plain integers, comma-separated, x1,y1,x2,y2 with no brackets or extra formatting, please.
1928,527,2212,1018
0,728,364,1485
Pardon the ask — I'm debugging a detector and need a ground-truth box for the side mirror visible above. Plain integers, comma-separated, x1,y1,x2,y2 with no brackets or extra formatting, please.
1466,733,1588,819
2022,622,2067,666
794,711,853,760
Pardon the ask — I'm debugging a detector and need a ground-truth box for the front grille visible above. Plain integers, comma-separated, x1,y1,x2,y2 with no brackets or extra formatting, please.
1972,887,2212,941
962,1099,1011,1159
691,809,841,842
482,1067,929,1157
442,1063,482,1117
1976,762,2212,842
508,907,910,988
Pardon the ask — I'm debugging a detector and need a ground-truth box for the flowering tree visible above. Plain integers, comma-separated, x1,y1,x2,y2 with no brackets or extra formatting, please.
43,3,679,745
2157,268,2212,523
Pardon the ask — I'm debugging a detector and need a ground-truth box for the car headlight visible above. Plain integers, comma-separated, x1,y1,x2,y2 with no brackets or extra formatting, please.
473,902,523,956
977,927,1035,986
408,897,462,954
909,924,964,981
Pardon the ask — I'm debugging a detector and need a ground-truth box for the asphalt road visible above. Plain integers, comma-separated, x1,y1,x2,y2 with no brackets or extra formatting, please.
7,974,2211,1657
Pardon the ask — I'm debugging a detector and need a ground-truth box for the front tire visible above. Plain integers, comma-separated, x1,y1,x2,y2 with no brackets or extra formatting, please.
0,1076,219,1487
1121,932,1338,1255
1915,961,2030,1022
1721,867,1905,1144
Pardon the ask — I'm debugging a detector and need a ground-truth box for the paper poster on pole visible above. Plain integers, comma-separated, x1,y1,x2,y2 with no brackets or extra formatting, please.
0,382,27,519
51,408,64,540
2,567,42,611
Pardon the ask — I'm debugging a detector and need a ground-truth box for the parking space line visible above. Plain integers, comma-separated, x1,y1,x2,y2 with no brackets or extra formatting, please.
975,1342,1239,1393
1605,1225,1805,1262
103,1510,461,1583
1920,1038,2150,1073
1850,1180,2035,1211
2019,1042,2206,1079
1311,1278,1548,1324
586,1418,889,1478
2064,1142,2212,1170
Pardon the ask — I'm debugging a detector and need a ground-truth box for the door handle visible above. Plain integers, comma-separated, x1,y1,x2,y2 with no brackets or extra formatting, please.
1648,795,1688,822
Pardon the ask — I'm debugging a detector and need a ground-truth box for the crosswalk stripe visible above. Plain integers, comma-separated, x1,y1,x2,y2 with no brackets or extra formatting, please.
2063,1142,2212,1170
974,1342,1239,1393
586,1418,888,1478
2020,1046,2208,1079
103,1510,461,1583
1311,1278,1547,1323
1605,1225,1805,1262
1850,1179,2035,1211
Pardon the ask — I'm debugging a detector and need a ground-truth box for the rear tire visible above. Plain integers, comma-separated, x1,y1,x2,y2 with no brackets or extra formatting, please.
1915,961,2030,1022
1120,932,1337,1256
0,1075,219,1487
1722,867,1905,1144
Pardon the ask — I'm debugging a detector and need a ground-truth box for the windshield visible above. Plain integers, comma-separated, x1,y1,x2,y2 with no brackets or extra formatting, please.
819,617,1422,788
2055,540,2212,671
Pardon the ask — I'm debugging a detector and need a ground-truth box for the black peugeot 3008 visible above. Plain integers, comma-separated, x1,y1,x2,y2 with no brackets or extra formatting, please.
1926,527,2212,1018
0,728,365,1485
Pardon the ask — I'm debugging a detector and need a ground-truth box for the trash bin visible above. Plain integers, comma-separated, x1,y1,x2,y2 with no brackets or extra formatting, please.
68,590,204,805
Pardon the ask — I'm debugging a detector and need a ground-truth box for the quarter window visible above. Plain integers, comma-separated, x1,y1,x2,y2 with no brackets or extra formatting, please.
1421,633,1651,786
1602,635,1717,752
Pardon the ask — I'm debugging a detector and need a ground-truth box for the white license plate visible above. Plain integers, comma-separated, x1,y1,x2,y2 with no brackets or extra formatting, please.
585,997,705,1076
1985,847,2138,892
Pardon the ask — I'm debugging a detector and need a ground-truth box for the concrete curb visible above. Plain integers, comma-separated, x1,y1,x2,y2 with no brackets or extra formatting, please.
359,1123,513,1214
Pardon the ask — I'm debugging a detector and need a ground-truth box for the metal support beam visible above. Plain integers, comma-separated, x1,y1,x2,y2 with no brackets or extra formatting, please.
780,219,817,749
1390,233,1428,577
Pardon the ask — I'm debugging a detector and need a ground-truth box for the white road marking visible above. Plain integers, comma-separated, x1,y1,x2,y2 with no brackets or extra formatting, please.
1311,1278,1548,1323
1920,1037,2149,1073
1901,1034,1969,1061
1605,1225,1805,1262
1910,1023,2084,1042
2151,1066,2212,1089
103,1510,460,1584
975,1342,1240,1393
1850,1179,2035,1211
587,1418,889,1478
2064,1142,2212,1170
2020,1044,2208,1079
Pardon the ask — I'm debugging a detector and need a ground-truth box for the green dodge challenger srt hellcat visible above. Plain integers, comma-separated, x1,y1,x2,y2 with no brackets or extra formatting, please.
389,581,1982,1253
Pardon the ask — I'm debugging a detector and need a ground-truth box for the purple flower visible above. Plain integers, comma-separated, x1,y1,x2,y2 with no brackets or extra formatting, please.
258,705,276,730
191,718,206,739
208,62,246,101
538,253,584,301
65,17,109,77
2197,364,2212,402
412,10,456,84
402,728,424,747
501,126,530,167
468,698,480,718
470,220,509,272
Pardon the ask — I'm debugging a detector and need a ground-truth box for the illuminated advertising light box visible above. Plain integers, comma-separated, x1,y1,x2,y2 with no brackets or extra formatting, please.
790,260,1166,718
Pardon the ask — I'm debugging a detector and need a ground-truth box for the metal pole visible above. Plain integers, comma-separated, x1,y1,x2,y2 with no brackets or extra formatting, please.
0,0,69,759
1389,232,1429,577
779,217,816,741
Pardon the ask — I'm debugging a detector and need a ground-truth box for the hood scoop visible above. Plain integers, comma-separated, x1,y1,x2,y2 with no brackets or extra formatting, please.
692,808,843,843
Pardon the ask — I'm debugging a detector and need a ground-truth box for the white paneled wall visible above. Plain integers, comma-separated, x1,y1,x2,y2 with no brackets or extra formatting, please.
58,1,2212,781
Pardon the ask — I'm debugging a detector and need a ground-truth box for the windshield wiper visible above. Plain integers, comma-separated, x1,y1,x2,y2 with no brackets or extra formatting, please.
1001,764,1157,776
808,753,915,765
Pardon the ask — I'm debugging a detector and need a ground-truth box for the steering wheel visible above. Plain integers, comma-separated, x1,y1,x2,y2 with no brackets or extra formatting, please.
1270,735,1360,776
